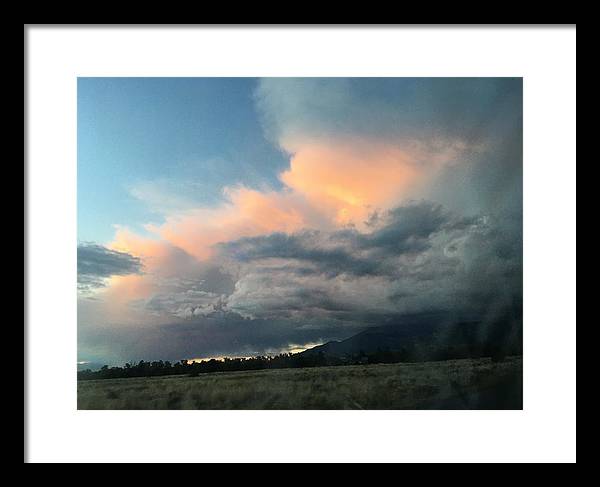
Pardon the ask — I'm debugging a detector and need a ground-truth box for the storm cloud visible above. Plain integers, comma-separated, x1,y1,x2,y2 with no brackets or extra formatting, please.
221,201,521,325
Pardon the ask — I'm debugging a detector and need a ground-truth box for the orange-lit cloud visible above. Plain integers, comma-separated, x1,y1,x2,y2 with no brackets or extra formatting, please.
128,138,466,262
97,136,470,310
109,227,199,276
103,228,200,304
147,186,313,261
280,141,421,226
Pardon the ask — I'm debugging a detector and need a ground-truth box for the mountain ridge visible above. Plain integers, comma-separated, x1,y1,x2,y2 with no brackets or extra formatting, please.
299,317,522,362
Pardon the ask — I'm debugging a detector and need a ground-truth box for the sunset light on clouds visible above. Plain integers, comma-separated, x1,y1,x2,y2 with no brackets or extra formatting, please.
78,78,522,365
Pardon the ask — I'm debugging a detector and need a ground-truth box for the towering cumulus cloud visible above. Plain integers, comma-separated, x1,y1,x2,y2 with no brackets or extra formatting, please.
78,78,522,365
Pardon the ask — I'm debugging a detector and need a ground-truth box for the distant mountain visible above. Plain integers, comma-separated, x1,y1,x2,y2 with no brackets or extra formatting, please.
300,317,522,362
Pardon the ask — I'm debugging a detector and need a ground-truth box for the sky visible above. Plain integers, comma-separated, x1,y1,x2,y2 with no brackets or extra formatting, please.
78,77,523,366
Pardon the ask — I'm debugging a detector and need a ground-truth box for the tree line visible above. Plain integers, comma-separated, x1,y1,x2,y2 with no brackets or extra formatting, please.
78,352,351,381
77,349,428,381
77,342,516,381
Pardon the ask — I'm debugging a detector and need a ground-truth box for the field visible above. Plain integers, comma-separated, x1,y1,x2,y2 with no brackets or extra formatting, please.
78,356,522,410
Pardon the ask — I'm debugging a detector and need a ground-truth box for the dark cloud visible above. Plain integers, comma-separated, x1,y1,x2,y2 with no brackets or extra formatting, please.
362,202,476,254
221,201,521,326
220,201,480,278
78,205,521,363
77,243,143,291
79,200,521,363
220,230,381,277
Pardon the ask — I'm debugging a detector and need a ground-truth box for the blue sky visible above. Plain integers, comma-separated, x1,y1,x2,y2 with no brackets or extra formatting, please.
78,77,287,243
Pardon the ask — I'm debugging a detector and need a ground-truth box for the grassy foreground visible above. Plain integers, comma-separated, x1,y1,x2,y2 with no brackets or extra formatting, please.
77,356,522,410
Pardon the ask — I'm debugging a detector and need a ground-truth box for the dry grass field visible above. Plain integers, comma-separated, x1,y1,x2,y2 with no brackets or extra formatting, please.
78,356,522,410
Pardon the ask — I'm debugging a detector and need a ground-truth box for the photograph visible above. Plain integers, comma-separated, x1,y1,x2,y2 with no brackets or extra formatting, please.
77,77,523,410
